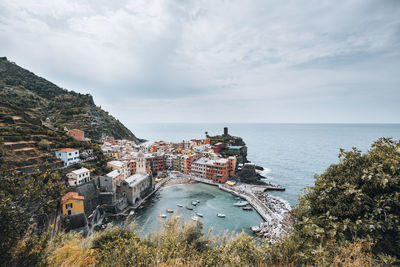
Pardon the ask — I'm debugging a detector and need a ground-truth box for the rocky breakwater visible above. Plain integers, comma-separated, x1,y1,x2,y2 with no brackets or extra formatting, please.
250,191,292,243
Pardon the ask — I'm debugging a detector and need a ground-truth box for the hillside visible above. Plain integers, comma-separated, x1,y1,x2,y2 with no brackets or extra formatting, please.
0,57,143,143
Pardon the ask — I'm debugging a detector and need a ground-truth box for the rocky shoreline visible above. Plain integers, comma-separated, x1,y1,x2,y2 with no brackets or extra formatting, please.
250,192,293,243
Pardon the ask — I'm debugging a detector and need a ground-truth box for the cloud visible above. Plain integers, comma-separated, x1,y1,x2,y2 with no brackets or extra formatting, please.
0,0,399,123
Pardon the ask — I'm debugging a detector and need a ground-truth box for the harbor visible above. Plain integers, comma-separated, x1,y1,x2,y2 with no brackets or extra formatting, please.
126,182,265,237
108,172,291,241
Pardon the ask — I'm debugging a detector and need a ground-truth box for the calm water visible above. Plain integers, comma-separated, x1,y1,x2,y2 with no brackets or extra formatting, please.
131,183,263,236
129,123,400,205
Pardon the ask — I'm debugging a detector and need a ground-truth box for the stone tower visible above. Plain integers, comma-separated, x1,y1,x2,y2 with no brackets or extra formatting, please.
224,127,228,136
136,150,146,174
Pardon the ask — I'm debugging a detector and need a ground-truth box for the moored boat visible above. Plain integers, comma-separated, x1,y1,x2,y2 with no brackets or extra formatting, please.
191,201,198,206
196,212,203,217
251,225,260,233
166,209,174,213
186,206,194,210
191,215,200,221
243,206,253,211
234,201,248,207
177,204,183,207
217,213,226,218
160,214,167,218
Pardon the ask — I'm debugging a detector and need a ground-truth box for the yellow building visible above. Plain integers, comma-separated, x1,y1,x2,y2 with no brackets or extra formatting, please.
61,192,85,216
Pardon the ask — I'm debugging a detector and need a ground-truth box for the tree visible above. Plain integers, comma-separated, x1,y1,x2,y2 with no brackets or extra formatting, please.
293,138,400,263
0,169,66,263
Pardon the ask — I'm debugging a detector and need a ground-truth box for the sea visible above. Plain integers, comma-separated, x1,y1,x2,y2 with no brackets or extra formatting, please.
128,123,400,205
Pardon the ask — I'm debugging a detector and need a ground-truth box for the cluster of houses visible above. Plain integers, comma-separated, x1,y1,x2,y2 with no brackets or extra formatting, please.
100,130,241,184
58,127,245,233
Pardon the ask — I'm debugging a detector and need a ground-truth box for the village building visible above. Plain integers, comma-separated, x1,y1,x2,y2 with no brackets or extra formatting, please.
55,148,80,166
117,150,153,205
107,160,130,179
164,154,173,170
191,157,209,178
190,157,234,183
118,173,152,205
68,129,85,141
67,167,91,186
61,192,85,216
106,169,123,190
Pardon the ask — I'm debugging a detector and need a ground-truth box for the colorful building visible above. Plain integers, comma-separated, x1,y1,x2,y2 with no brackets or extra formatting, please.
191,157,233,183
61,192,84,216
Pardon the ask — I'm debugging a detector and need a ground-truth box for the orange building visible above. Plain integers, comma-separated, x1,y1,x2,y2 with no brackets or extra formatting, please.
61,192,84,216
68,129,85,141
206,158,230,183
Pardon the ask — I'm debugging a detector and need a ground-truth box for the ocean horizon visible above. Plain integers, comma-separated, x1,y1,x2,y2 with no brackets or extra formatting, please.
128,122,400,205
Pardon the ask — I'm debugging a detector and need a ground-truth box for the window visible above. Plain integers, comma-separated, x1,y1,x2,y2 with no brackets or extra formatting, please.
66,203,73,209
75,152,78,154
69,153,71,156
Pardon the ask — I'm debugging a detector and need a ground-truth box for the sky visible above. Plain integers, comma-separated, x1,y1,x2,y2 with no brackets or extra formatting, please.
0,0,400,125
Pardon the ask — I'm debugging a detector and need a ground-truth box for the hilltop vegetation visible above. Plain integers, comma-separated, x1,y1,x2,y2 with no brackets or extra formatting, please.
0,56,143,172
2,138,399,266
0,57,143,142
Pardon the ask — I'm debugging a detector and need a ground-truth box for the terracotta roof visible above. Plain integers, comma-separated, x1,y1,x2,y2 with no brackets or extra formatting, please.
57,148,78,153
69,129,84,132
61,192,84,203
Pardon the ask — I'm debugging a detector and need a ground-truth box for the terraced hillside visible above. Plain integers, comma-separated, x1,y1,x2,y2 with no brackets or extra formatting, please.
0,56,141,172
0,56,143,143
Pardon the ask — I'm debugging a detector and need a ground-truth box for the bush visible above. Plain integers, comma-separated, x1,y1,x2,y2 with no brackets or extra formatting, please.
38,139,50,150
292,138,400,264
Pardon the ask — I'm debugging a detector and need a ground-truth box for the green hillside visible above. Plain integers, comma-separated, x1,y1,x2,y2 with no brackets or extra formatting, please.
0,56,143,143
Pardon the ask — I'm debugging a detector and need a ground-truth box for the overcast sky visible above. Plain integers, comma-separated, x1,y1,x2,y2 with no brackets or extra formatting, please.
1,0,399,124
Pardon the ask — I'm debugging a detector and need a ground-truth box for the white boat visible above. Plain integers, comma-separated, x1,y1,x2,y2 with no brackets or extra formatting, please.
191,215,200,221
177,204,183,207
217,213,226,218
129,210,135,216
191,201,198,206
251,226,260,233
234,201,248,207
196,212,203,217
160,214,167,218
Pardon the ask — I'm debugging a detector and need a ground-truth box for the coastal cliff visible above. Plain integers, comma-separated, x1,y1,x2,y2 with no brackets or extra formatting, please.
0,57,144,143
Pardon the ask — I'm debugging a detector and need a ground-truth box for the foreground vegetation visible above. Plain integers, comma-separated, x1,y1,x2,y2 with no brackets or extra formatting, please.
2,138,399,266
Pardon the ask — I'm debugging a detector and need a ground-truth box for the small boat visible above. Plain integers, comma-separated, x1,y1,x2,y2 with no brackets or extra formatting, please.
217,213,226,218
251,226,261,233
243,206,253,211
160,214,167,218
196,212,203,217
191,215,200,222
196,200,200,203
186,206,194,210
129,210,135,216
177,204,183,207
191,201,198,206
166,209,174,213
234,197,241,200
234,201,248,207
